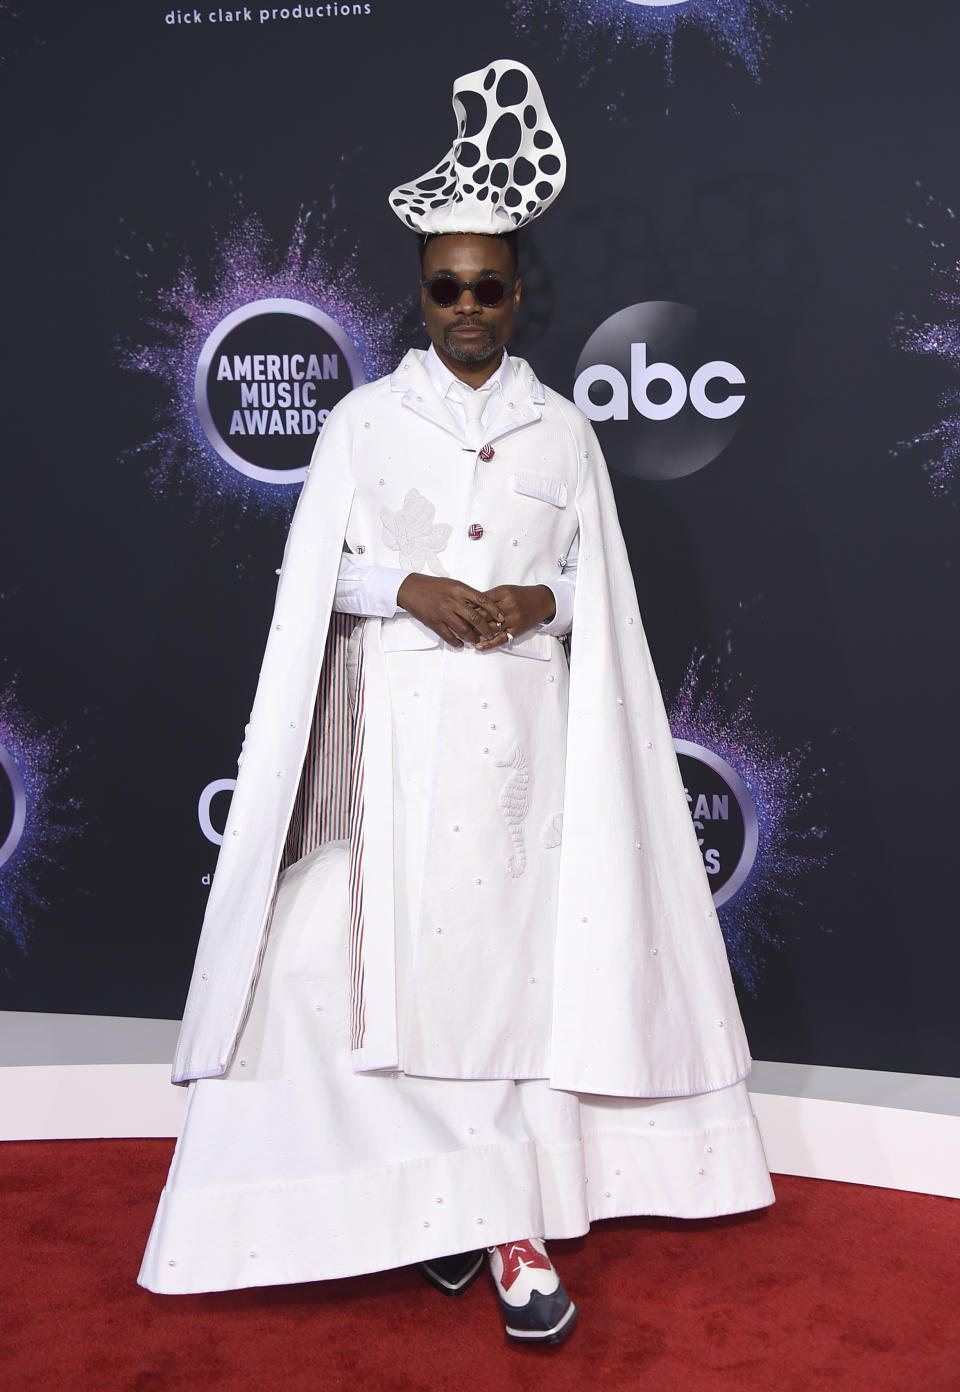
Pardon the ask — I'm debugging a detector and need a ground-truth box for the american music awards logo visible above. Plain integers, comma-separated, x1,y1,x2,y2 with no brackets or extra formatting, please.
574,301,746,480
669,643,827,993
0,687,82,951
195,299,364,485
0,740,26,872
675,740,758,908
119,209,401,515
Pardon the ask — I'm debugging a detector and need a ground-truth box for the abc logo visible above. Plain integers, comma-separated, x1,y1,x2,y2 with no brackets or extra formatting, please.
574,302,746,481
673,739,758,907
0,741,27,871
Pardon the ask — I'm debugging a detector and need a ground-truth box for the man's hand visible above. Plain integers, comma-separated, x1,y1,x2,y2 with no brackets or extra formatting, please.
475,584,556,650
396,573,507,649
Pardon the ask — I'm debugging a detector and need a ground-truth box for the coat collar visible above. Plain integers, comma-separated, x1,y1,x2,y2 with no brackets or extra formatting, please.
389,348,545,445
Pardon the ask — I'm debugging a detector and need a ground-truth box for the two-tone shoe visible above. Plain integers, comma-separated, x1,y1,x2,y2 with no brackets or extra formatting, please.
417,1249,486,1296
487,1237,579,1346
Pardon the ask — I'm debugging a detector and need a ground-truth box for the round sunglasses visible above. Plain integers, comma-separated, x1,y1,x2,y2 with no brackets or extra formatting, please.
420,274,518,308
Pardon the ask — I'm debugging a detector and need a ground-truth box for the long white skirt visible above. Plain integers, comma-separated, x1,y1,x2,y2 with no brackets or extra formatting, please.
139,843,774,1295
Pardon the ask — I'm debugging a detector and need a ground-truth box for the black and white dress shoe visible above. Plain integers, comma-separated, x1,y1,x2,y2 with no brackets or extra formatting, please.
417,1249,486,1296
488,1238,579,1346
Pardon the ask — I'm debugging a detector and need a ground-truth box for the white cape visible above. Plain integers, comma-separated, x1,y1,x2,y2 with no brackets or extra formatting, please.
172,352,752,1098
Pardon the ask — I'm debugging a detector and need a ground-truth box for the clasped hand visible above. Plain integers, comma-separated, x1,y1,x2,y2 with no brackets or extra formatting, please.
395,574,556,650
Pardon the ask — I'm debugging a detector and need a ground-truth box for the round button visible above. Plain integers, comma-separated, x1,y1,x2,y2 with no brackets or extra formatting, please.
468,523,484,540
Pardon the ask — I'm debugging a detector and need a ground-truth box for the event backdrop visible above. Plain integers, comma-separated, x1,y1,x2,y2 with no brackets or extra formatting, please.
2,0,958,1078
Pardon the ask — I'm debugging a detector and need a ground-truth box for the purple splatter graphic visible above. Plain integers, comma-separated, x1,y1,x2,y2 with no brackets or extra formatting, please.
511,0,791,82
668,641,826,992
892,187,960,495
0,684,81,952
117,208,404,520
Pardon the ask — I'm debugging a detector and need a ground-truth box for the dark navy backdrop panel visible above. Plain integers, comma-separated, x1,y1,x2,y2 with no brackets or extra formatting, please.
1,1,957,1078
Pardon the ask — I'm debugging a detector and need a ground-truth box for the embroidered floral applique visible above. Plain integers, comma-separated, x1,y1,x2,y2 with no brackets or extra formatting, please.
380,489,452,575
540,812,563,850
496,741,529,878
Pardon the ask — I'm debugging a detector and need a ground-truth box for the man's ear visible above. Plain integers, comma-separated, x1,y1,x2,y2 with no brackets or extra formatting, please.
512,276,523,308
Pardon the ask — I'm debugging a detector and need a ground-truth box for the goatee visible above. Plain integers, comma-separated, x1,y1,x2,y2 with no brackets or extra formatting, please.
442,323,499,364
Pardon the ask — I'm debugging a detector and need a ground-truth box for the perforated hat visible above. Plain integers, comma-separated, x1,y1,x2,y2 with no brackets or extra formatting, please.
389,59,566,236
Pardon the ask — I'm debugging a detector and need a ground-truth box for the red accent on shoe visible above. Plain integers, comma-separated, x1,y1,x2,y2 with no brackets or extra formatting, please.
495,1240,554,1293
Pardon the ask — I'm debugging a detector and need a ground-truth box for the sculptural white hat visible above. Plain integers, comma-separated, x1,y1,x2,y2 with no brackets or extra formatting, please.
389,59,566,236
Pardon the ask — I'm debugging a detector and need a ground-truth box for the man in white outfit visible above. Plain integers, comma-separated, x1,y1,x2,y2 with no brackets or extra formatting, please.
345,224,582,1342
139,60,773,1347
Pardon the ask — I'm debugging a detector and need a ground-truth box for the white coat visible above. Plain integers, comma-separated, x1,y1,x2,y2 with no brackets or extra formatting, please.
172,350,752,1098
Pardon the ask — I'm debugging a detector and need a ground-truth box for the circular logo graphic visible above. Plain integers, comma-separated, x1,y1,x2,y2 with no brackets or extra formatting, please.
197,778,236,847
574,301,746,481
674,739,758,907
0,741,27,870
195,298,365,484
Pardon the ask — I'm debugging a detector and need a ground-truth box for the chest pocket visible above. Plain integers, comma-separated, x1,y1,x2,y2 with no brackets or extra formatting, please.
512,472,568,508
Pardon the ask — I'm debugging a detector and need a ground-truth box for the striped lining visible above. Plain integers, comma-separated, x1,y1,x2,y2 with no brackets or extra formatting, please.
283,612,357,867
347,623,367,1049
279,610,367,1049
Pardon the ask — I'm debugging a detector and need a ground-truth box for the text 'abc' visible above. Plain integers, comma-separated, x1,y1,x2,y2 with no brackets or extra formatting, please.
574,344,746,422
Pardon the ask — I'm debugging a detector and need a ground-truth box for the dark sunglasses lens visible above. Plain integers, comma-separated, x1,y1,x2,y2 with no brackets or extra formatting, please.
475,278,507,307
428,277,460,306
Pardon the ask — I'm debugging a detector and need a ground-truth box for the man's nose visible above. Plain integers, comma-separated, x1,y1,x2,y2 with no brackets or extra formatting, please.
455,286,481,313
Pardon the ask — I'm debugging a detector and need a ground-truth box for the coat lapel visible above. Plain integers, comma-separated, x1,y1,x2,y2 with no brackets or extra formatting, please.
390,349,545,446
390,352,463,443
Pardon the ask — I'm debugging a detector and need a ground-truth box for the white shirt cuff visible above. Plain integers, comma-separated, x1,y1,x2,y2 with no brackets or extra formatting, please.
335,553,411,618
539,576,576,637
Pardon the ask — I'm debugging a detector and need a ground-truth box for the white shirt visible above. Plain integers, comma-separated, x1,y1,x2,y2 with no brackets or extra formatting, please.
334,345,578,634
424,341,514,435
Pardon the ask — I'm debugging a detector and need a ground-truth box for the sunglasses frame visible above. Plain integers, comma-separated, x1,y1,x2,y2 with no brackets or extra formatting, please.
420,273,519,308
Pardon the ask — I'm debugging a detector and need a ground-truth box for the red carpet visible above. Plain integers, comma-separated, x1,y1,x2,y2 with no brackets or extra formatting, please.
2,1140,958,1391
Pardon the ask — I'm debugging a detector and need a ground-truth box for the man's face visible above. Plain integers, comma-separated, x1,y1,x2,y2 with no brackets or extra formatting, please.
420,233,522,377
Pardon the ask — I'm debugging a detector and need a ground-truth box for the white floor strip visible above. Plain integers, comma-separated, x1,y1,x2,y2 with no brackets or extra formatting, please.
2,1055,959,1198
